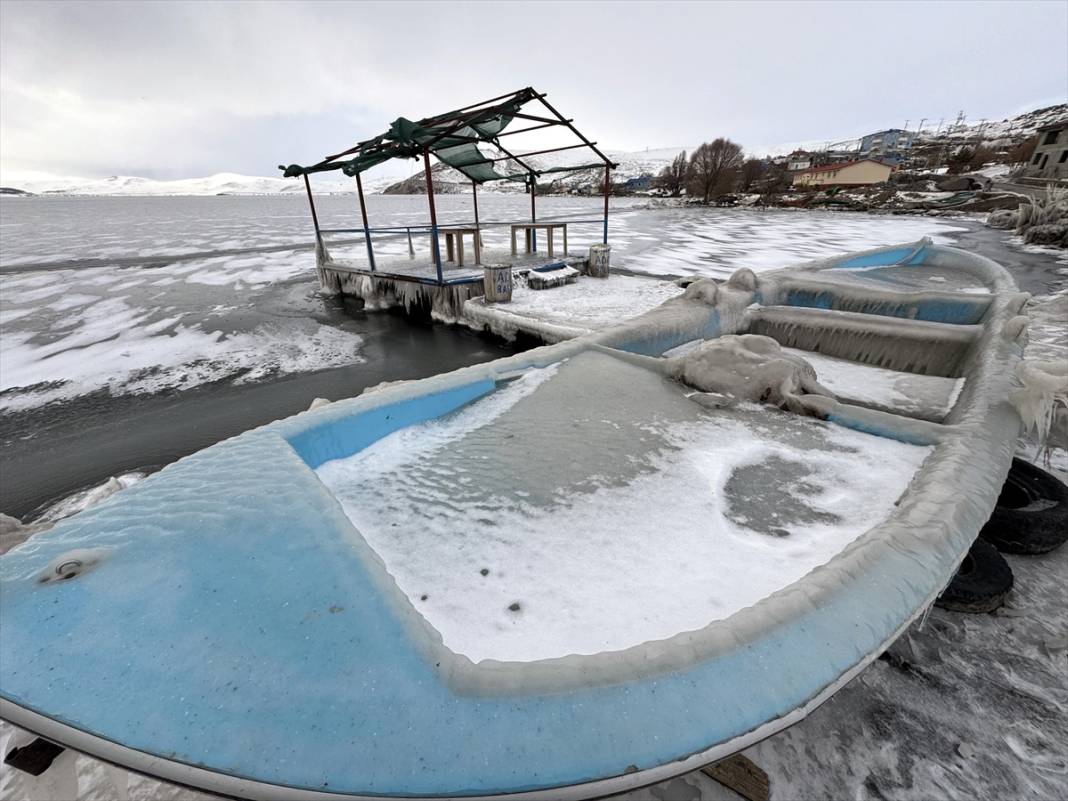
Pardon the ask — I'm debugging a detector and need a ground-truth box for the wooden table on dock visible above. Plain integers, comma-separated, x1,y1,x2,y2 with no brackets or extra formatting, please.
510,223,568,258
441,227,482,267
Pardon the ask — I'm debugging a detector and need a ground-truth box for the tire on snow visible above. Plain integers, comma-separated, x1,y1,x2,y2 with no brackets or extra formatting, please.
980,458,1068,555
936,538,1013,614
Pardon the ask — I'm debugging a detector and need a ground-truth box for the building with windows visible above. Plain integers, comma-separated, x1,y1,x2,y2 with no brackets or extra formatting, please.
623,174,653,192
792,159,893,188
1029,121,1068,179
785,150,813,172
858,129,916,164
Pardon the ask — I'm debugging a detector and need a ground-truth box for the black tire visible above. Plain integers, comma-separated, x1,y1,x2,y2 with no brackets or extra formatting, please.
936,538,1013,614
980,458,1068,555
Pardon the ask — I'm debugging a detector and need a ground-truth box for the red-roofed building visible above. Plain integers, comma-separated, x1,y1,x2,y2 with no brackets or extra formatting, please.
792,158,892,188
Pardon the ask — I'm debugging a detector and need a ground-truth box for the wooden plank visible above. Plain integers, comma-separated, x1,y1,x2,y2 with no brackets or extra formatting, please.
700,754,770,801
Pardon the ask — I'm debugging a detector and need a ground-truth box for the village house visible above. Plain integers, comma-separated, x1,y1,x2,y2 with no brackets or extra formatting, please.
786,150,813,171
858,128,915,164
623,174,654,192
792,158,893,188
1028,120,1068,179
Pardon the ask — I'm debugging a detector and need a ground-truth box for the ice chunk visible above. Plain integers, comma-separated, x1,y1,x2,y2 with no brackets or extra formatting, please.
665,334,835,413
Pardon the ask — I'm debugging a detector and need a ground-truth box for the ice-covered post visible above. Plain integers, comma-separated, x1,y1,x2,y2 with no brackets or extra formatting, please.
529,172,537,252
602,164,611,244
423,146,443,284
471,179,482,265
355,170,376,273
303,173,330,267
303,173,321,242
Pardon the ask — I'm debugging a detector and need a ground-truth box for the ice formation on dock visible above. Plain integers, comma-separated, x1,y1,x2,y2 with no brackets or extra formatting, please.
318,270,481,323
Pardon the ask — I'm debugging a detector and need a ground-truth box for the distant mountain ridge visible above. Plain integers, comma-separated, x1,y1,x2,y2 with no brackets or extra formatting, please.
0,171,389,197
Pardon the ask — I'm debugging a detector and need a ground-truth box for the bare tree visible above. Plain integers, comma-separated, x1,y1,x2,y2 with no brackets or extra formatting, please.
655,150,688,196
738,158,768,192
688,138,744,203
1007,135,1037,167
946,146,975,175
965,145,996,172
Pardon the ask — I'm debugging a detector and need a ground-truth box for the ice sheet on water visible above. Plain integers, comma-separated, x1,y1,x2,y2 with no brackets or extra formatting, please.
0,252,364,411
316,350,932,663
608,208,968,279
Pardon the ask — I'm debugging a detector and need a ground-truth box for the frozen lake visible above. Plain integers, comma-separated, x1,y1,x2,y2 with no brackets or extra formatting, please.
0,194,971,411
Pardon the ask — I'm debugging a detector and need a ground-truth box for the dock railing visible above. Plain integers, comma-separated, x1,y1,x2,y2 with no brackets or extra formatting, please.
315,212,610,279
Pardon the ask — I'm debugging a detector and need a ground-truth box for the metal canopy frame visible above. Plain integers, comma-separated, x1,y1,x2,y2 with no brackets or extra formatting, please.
281,87,617,285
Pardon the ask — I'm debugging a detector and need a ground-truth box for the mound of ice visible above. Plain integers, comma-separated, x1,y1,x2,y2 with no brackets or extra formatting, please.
666,334,834,413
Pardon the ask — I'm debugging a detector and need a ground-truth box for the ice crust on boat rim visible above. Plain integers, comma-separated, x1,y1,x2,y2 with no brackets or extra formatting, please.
316,351,932,664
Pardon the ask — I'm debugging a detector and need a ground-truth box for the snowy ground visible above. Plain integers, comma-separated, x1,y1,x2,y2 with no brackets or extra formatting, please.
499,273,681,331
0,252,365,412
463,272,683,341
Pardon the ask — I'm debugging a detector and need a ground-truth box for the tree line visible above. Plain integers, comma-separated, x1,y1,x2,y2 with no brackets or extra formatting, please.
651,131,1043,198
655,139,775,202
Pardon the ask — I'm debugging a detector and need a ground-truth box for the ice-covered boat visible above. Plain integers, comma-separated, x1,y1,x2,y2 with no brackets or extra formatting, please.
0,238,1029,799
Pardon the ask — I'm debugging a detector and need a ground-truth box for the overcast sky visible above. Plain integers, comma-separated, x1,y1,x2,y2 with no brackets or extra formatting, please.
2,0,1066,180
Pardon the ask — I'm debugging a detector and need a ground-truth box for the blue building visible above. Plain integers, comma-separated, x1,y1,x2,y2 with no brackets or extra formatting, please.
858,129,916,163
624,174,654,191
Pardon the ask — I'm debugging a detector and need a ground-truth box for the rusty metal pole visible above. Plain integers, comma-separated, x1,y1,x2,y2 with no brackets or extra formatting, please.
529,172,537,253
602,165,611,244
471,179,482,265
424,147,443,283
355,170,375,273
303,173,321,241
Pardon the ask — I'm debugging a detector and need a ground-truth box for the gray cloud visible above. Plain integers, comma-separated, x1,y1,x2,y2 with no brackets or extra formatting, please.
2,0,1065,178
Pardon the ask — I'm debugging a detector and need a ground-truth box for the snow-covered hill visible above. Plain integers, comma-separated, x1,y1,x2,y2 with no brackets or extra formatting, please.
918,104,1067,146
0,170,386,196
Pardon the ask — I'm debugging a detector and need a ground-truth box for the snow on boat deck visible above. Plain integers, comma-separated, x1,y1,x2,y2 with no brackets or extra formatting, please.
783,347,965,418
317,351,932,663
821,262,993,293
